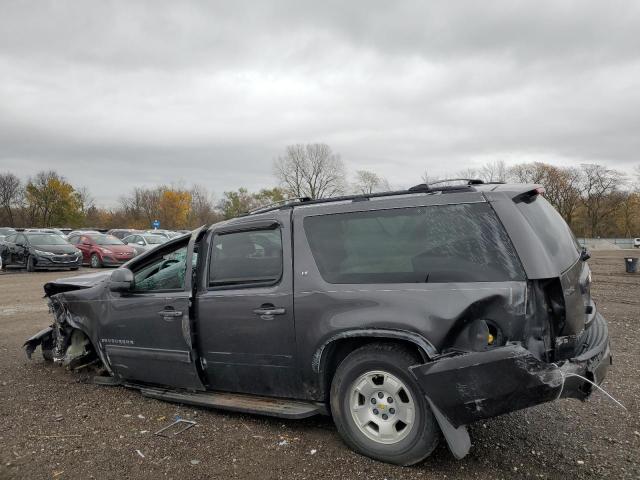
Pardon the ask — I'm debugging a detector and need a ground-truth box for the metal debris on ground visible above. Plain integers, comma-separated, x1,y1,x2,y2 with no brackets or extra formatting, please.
153,416,197,437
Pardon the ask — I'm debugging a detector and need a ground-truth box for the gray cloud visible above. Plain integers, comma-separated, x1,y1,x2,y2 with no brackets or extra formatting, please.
1,1,639,205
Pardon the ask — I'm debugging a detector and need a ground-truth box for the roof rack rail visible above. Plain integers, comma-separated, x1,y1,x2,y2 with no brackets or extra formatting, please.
246,184,478,216
427,178,485,186
248,197,312,215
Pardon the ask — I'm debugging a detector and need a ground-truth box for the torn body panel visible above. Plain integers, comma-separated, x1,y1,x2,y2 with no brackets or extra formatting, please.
410,312,611,430
24,300,104,370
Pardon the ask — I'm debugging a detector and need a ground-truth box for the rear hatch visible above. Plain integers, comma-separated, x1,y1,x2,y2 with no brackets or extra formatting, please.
514,195,590,340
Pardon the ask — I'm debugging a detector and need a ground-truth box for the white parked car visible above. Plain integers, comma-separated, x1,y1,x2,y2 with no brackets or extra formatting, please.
122,233,168,255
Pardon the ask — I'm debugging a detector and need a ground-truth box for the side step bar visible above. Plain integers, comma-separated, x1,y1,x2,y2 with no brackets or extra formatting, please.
139,387,324,419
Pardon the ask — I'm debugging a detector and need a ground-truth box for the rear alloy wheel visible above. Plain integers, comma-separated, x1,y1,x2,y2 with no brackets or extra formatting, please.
90,253,102,268
26,255,35,272
330,343,440,465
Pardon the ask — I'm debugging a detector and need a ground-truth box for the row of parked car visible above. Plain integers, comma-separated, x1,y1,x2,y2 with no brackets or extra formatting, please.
0,227,190,271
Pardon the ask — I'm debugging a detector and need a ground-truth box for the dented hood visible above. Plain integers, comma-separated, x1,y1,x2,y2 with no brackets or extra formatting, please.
44,271,112,296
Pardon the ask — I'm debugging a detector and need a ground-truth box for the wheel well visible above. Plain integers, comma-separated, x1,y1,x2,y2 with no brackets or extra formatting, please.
58,327,104,370
320,338,428,402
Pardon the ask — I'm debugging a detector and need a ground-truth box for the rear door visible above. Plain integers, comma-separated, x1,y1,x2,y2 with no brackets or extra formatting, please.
194,211,298,397
513,196,587,335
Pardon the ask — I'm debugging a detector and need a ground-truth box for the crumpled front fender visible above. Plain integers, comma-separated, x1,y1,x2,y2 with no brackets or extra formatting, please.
24,327,54,359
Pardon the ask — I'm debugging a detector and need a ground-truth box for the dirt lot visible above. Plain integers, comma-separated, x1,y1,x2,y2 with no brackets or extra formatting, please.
0,251,639,480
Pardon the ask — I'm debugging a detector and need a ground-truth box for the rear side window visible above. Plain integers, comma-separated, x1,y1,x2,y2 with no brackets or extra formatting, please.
303,203,524,284
209,228,283,288
515,196,580,272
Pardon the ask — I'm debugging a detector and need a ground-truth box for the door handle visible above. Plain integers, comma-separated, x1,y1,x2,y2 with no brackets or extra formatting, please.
157,310,183,318
253,306,286,316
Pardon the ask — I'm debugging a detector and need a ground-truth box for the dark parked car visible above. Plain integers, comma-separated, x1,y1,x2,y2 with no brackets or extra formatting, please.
25,228,67,239
24,181,610,465
0,232,82,271
68,233,136,268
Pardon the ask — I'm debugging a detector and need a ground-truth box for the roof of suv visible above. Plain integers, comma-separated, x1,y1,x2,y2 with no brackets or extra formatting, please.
243,181,542,217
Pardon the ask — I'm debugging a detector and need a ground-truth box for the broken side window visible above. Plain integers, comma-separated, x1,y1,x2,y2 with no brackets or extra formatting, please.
133,242,194,292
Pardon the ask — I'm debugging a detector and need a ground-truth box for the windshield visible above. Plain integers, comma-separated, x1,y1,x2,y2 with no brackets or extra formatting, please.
91,234,124,246
144,235,166,244
27,234,68,246
0,228,16,235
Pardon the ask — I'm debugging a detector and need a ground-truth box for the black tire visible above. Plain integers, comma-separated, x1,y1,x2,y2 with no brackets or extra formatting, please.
90,254,102,268
330,343,440,465
26,255,35,272
70,267,79,271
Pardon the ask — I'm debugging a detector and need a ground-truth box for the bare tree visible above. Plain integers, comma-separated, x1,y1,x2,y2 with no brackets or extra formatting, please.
479,160,507,183
508,162,548,184
274,143,346,199
580,164,626,237
188,184,221,227
0,172,22,226
75,186,94,216
353,170,390,194
509,162,582,227
617,191,640,237
456,167,480,181
420,170,440,185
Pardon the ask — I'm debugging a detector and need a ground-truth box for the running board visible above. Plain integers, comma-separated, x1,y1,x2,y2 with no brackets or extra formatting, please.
139,387,324,419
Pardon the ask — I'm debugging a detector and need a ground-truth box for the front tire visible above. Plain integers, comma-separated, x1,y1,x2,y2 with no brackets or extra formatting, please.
90,254,102,268
330,343,440,465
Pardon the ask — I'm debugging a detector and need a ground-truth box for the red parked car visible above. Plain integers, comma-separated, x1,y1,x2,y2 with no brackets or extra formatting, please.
68,233,136,268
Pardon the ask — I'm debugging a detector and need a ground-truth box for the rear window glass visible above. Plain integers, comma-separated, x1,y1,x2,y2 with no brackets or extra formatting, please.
303,203,525,284
515,196,580,272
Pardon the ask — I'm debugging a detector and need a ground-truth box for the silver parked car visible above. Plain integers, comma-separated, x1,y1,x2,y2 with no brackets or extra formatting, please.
122,233,167,255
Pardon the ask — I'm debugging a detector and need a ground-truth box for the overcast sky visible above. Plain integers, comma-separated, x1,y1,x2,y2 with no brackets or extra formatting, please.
1,1,639,205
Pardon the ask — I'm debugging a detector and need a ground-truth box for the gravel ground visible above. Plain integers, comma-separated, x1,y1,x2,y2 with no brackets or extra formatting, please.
0,251,638,480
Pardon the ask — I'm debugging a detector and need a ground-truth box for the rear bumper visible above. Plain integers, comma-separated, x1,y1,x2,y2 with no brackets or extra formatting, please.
409,312,611,428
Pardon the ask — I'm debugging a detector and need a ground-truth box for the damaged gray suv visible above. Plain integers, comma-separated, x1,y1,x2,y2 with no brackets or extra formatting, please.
24,180,611,465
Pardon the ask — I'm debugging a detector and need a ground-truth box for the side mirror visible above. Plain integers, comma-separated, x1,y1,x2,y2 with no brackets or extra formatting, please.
110,268,134,292
137,241,145,246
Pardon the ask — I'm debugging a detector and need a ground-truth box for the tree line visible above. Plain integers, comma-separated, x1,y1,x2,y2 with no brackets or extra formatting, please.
1,144,639,237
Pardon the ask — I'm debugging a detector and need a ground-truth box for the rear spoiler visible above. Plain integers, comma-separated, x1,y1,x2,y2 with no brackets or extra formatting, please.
512,186,545,204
